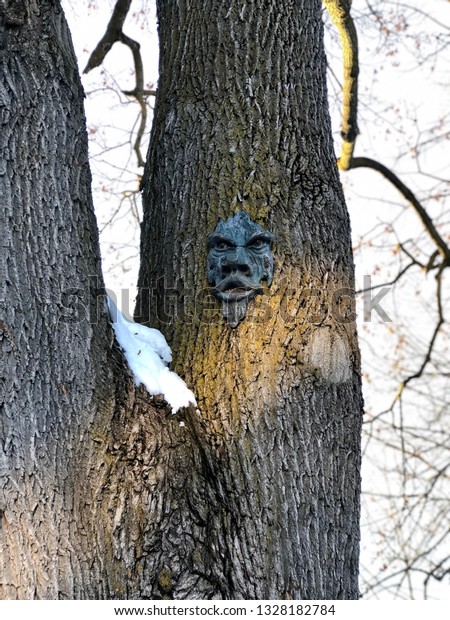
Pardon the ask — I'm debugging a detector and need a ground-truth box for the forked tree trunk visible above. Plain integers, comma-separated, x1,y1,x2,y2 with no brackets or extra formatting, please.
136,0,363,600
0,0,362,601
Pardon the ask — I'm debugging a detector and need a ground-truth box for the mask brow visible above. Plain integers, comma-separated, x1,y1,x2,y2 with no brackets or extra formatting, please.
245,232,273,246
207,234,236,249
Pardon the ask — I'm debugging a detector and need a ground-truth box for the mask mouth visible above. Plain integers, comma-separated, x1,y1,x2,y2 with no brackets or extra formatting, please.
211,277,263,302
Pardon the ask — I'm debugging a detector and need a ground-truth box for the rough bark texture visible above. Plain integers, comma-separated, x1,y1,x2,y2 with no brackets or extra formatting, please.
136,0,363,600
0,0,256,601
0,0,109,598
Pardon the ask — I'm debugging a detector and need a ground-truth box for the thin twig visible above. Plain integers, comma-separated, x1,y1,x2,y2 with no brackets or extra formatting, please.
393,265,445,402
355,261,415,294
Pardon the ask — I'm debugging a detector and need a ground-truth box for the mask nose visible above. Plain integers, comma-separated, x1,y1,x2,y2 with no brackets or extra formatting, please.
221,247,251,278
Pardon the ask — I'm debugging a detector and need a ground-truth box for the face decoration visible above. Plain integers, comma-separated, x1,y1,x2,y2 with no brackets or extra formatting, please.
207,211,274,327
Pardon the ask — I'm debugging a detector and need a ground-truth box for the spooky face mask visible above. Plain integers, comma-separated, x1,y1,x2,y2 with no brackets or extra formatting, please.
207,212,274,327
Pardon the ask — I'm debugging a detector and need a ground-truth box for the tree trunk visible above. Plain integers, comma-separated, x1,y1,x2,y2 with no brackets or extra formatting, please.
0,0,115,598
136,0,363,600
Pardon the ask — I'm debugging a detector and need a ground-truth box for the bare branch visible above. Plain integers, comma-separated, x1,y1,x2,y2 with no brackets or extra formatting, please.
119,32,147,167
392,265,445,402
323,0,359,170
397,240,426,269
350,157,450,264
83,0,154,168
355,261,416,294
83,0,133,74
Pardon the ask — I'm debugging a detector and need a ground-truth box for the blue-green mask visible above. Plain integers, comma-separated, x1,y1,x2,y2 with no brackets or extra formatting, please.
207,212,274,327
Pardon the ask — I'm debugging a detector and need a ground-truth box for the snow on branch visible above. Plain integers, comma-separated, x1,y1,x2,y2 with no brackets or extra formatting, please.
107,295,197,413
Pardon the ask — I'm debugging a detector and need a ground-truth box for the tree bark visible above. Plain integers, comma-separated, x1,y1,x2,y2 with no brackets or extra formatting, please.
0,0,115,598
136,0,363,600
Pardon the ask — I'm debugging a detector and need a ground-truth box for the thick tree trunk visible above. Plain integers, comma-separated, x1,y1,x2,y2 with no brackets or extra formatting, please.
136,0,363,600
0,0,116,598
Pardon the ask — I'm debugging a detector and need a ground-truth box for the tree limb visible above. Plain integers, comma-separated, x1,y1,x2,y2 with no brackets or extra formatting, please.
355,261,416,294
350,156,450,264
83,0,153,167
392,264,445,403
323,0,359,170
83,0,132,74
119,32,147,167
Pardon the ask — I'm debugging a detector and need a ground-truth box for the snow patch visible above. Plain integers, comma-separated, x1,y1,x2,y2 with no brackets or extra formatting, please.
107,296,197,412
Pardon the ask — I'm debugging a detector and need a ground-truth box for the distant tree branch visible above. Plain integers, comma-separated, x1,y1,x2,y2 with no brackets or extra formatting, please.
119,32,147,167
397,241,426,269
83,0,154,167
352,154,449,406
83,0,132,74
425,250,441,273
392,265,445,403
402,267,445,386
323,0,359,170
350,157,450,264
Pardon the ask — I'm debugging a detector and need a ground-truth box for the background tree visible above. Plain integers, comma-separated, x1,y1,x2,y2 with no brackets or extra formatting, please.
0,0,363,600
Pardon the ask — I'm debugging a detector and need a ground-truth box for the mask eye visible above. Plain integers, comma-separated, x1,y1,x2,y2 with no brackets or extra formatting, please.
218,241,231,250
250,239,264,248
